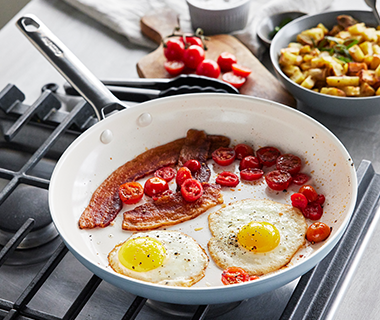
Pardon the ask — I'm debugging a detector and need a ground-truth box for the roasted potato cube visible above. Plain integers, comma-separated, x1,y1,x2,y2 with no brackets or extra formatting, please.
308,68,327,81
320,87,346,96
347,23,366,35
373,44,380,55
359,41,373,56
337,31,352,40
300,62,312,71
290,68,306,84
347,62,368,76
359,82,376,96
376,86,380,95
288,42,303,49
297,28,325,46
279,51,302,66
362,28,378,42
326,76,360,87
282,65,300,77
341,86,361,96
299,45,311,54
281,46,301,55
370,55,380,69
375,63,380,78
317,23,329,34
359,70,380,87
348,45,365,62
300,76,316,89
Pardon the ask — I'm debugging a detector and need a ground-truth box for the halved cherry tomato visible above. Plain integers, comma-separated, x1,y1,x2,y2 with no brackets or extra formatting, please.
291,192,308,210
164,60,185,76
265,170,292,191
154,167,176,182
239,155,261,170
221,267,250,285
306,222,331,243
181,178,203,202
299,185,318,202
222,71,246,89
256,146,281,167
316,194,326,205
196,59,221,78
144,177,169,197
234,143,254,160
176,167,192,187
164,38,185,61
180,35,203,48
183,159,201,172
292,172,310,185
276,153,302,175
119,182,144,204
217,52,237,72
240,168,264,181
216,171,240,187
212,147,236,166
232,63,252,77
302,201,323,220
183,45,205,69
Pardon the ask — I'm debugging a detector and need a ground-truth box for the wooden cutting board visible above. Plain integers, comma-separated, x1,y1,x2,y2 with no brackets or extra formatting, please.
137,9,296,108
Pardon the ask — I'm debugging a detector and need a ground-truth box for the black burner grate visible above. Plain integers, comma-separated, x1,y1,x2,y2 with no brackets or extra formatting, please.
0,84,380,320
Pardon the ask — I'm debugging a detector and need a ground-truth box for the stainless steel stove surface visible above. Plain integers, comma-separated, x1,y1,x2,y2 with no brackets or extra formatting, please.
1,83,380,320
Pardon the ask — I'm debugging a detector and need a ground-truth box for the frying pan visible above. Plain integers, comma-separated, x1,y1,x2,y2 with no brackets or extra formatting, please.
17,14,357,305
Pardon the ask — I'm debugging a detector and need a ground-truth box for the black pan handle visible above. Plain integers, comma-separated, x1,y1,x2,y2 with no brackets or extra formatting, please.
16,14,126,120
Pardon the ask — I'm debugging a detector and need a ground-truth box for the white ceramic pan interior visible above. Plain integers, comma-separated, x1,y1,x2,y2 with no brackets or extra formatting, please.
49,93,357,305
16,14,357,305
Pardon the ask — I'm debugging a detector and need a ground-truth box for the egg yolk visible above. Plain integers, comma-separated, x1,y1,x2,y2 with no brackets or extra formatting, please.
118,237,166,272
237,221,280,253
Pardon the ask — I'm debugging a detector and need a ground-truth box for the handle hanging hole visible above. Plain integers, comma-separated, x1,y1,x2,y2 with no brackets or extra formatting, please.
21,17,40,32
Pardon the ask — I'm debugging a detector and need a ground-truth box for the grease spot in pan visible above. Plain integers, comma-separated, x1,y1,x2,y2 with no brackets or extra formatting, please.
137,113,152,127
100,129,113,144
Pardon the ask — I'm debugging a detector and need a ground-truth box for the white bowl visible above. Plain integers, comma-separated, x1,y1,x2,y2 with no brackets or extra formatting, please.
186,0,251,35
270,10,380,117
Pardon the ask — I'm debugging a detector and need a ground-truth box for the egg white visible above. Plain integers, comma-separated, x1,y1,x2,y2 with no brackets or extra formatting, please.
208,199,307,276
108,230,209,287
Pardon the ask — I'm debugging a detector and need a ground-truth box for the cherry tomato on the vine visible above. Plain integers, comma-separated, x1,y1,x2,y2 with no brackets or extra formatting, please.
276,153,302,175
119,182,144,205
290,192,308,210
183,45,205,69
222,71,246,89
180,35,203,48
265,170,292,191
239,155,261,170
176,167,192,187
196,59,221,78
212,147,236,166
183,159,201,172
240,168,264,181
234,143,254,160
256,146,281,167
232,63,252,77
217,52,238,72
299,185,318,202
181,178,203,202
164,60,185,76
144,177,169,197
154,167,176,182
164,38,185,61
306,222,331,243
216,171,240,187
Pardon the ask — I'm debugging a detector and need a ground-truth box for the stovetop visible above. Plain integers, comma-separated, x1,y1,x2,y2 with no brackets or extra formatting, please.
1,83,380,320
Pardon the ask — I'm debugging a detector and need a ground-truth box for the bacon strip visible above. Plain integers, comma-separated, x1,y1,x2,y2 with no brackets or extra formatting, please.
122,183,223,231
78,138,185,229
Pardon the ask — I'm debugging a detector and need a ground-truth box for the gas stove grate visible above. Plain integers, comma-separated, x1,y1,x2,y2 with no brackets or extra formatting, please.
0,83,380,320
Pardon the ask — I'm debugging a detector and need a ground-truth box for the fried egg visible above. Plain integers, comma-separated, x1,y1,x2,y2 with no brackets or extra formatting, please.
208,199,307,276
108,230,209,286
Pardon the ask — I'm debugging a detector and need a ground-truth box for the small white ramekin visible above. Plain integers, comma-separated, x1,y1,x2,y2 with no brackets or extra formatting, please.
186,0,251,35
